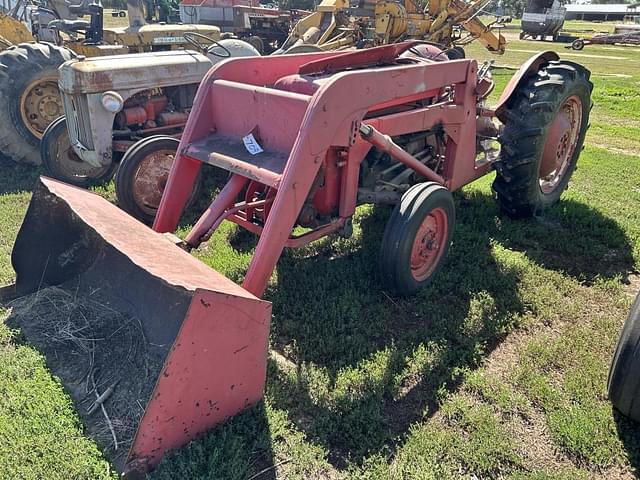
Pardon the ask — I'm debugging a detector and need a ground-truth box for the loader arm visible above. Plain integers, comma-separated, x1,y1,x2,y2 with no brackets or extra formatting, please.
448,0,505,53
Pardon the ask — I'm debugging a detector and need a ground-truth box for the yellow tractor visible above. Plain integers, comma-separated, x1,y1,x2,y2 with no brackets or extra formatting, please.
0,0,221,164
274,0,507,54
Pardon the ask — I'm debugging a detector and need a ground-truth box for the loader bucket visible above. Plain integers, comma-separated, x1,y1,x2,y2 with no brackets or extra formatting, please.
4,177,271,477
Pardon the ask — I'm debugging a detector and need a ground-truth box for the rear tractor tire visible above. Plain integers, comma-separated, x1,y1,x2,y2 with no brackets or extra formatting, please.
379,182,455,296
115,136,201,224
0,43,76,164
608,292,640,422
493,60,592,217
41,116,117,188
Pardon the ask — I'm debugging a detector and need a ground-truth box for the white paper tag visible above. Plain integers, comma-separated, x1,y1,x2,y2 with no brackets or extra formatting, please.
242,133,264,155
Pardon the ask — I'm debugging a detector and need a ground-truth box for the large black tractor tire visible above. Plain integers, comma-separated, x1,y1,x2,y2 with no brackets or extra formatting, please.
41,116,117,188
493,60,593,218
379,182,455,296
115,136,202,225
0,42,76,164
608,292,640,422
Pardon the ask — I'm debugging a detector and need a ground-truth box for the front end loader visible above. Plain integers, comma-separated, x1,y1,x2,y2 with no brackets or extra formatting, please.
4,42,592,476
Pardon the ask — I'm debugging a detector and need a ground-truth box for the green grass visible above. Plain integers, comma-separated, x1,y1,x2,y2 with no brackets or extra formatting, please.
1,24,640,480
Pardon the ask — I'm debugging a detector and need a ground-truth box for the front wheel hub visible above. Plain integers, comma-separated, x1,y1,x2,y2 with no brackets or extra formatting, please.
133,149,176,215
410,207,448,282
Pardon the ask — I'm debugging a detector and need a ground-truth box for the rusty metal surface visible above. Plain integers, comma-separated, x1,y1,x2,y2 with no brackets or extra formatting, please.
132,148,176,215
58,50,213,94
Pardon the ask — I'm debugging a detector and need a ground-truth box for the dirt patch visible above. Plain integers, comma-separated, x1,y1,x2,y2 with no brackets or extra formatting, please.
622,272,640,298
588,143,640,158
7,286,164,469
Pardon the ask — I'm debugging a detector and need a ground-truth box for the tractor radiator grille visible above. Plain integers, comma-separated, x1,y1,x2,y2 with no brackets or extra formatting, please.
62,93,94,150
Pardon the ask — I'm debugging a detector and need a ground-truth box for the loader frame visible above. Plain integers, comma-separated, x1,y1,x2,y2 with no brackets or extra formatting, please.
154,43,489,297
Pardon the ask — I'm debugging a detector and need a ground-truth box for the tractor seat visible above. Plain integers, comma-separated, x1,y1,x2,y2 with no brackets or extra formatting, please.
48,19,91,32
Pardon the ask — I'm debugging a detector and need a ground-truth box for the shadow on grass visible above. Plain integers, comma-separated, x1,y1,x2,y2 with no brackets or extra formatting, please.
486,196,637,284
0,154,40,195
150,402,276,480
613,411,640,476
262,190,635,468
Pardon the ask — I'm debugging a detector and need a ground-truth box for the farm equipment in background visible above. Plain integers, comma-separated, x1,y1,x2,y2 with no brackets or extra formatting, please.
0,0,222,165
274,0,507,54
519,0,565,41
41,37,259,191
569,30,640,50
179,0,306,53
41,0,507,222
3,41,592,476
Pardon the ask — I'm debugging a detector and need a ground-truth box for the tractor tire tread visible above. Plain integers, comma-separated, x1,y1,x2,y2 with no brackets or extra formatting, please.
0,42,75,164
492,60,593,218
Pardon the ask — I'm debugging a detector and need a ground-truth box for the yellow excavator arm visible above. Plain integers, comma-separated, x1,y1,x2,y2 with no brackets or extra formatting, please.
278,0,505,55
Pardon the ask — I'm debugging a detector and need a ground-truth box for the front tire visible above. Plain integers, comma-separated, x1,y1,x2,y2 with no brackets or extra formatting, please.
608,292,640,422
0,43,75,164
379,182,455,296
493,59,593,217
115,136,201,224
41,116,117,187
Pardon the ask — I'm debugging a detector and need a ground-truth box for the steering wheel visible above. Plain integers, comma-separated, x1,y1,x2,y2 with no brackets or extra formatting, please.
183,32,231,58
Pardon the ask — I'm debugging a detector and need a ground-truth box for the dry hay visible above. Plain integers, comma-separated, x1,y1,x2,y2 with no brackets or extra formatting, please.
8,285,165,466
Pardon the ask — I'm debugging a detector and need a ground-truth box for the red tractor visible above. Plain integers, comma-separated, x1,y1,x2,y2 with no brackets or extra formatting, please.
5,42,592,476
152,42,593,295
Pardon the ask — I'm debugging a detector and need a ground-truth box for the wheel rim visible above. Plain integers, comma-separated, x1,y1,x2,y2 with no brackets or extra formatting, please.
132,148,176,216
49,124,112,180
539,95,583,194
20,77,63,139
410,207,448,282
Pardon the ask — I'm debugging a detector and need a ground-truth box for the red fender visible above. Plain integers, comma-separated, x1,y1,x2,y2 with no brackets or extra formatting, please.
494,51,559,123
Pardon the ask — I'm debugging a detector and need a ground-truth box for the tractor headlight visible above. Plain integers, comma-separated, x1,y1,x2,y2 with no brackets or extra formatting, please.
101,91,124,113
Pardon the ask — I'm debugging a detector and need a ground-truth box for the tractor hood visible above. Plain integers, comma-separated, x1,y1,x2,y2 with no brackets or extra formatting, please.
58,50,213,94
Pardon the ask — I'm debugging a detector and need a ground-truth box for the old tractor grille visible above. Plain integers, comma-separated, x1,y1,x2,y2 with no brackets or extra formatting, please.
62,93,94,150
